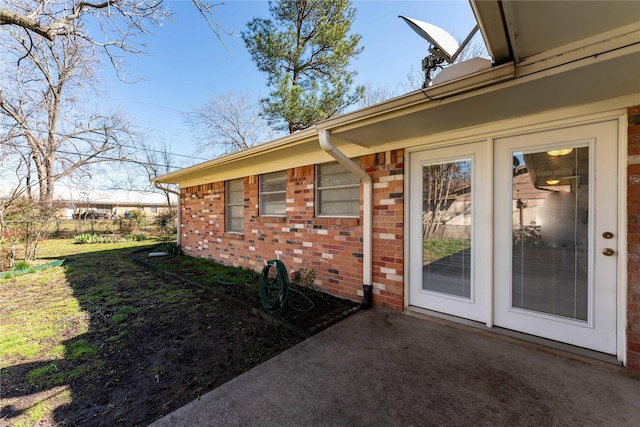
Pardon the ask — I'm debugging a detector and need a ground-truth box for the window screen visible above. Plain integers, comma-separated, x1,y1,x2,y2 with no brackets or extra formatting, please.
316,162,360,216
226,178,244,233
260,171,287,216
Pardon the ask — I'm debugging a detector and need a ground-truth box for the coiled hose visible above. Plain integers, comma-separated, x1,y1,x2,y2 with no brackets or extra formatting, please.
260,259,289,315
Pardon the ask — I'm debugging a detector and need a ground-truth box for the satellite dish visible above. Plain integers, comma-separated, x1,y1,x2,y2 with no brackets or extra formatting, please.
399,16,459,62
399,15,479,87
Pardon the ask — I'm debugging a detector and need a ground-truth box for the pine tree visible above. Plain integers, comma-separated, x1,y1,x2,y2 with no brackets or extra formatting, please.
243,0,364,134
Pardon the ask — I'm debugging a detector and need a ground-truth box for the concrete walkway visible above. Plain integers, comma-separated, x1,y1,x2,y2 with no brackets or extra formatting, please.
151,309,640,426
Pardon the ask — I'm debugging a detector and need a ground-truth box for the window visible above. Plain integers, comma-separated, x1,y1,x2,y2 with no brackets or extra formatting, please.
151,206,158,214
260,171,287,216
316,161,360,216
226,178,244,233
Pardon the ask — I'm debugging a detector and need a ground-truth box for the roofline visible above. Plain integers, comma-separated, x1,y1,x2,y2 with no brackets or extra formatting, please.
152,3,638,185
469,0,513,65
151,126,318,183
151,91,430,184
153,62,515,185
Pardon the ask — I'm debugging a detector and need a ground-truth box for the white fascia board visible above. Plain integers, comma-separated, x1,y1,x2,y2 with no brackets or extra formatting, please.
424,62,515,98
469,0,512,64
152,127,318,184
515,21,640,77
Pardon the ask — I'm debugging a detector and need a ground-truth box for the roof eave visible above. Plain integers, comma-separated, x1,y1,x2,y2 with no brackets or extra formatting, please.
469,0,513,65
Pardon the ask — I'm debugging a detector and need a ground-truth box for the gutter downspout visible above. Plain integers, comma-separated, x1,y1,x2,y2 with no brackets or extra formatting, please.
153,181,181,246
318,129,373,309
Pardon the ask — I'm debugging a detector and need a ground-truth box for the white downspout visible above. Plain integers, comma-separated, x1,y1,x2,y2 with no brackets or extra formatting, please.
153,182,181,246
318,129,374,308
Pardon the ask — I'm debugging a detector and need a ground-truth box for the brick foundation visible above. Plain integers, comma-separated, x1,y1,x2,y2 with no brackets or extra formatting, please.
179,150,405,310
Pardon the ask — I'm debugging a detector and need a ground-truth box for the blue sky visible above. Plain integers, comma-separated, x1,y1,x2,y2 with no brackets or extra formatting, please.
97,0,480,164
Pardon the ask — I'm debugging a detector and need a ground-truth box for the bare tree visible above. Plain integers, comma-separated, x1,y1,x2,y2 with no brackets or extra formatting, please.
423,163,456,239
358,82,396,108
0,1,233,209
184,92,274,157
398,64,425,94
0,1,228,75
139,139,181,206
422,161,471,240
0,27,137,206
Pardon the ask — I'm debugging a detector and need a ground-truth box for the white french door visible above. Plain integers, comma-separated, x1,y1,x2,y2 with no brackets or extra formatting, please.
493,121,618,354
409,121,619,354
408,142,491,323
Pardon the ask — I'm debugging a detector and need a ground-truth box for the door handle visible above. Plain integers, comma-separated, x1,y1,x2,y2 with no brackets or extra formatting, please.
602,248,615,256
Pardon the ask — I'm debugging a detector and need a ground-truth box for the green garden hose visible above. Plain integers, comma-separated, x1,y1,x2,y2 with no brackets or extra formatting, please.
260,259,290,315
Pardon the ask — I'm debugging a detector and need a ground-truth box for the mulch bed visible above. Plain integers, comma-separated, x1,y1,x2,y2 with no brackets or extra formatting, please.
132,247,362,337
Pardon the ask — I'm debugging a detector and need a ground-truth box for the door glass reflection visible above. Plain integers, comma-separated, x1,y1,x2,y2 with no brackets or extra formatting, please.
422,159,472,298
511,147,589,321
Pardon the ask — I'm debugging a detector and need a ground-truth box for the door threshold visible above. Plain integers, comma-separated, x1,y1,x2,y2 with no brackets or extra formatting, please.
404,306,621,366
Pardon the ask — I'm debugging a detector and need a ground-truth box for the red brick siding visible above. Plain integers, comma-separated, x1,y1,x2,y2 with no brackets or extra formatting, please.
628,105,640,371
179,150,405,310
367,151,405,310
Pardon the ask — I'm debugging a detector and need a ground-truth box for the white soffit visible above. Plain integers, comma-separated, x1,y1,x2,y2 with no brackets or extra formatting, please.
329,46,640,148
502,0,640,61
471,1,640,64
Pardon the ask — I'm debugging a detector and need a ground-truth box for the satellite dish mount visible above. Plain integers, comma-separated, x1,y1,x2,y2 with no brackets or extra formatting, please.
399,16,479,88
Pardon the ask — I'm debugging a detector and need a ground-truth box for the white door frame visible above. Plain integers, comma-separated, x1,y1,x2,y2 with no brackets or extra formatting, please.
493,121,619,354
407,141,492,323
405,117,625,361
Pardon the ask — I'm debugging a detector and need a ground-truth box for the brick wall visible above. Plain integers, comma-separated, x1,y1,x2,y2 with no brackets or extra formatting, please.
179,150,405,310
179,110,640,369
627,106,640,371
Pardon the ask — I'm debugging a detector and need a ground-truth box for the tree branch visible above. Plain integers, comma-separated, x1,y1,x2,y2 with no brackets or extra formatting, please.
0,2,114,41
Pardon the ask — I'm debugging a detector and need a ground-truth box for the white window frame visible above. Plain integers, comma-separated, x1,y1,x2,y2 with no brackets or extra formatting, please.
226,178,244,233
260,171,287,217
316,161,360,217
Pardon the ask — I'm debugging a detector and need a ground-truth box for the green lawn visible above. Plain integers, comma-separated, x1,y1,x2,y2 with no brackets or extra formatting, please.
423,238,471,264
0,239,159,426
0,238,304,426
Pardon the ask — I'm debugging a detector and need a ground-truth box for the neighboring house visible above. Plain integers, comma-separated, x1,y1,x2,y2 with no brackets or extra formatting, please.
57,190,176,219
153,1,640,370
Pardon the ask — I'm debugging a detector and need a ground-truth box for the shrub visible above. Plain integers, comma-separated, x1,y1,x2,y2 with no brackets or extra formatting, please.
291,268,317,288
0,243,12,271
13,260,30,271
75,233,131,244
114,218,135,235
74,233,94,244
128,210,146,230
1,199,55,260
161,242,181,257
153,210,177,242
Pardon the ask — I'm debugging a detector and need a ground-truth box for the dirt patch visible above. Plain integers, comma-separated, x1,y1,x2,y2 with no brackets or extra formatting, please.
134,248,361,336
1,245,359,426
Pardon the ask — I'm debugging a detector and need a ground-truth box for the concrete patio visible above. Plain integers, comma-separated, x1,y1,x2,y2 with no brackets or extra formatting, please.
151,309,640,426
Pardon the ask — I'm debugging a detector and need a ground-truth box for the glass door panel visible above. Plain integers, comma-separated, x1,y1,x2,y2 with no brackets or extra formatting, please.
422,159,472,299
409,141,490,323
511,147,589,321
